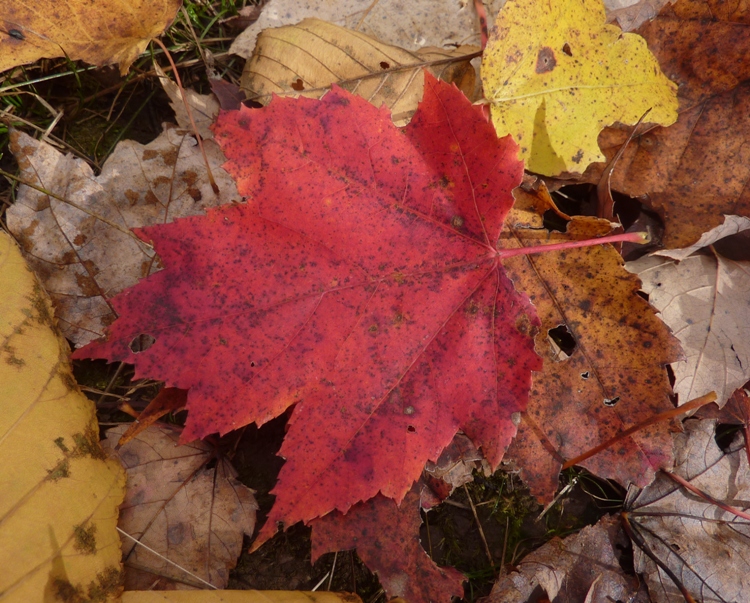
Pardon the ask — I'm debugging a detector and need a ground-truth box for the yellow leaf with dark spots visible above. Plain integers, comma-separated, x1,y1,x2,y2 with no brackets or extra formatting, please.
0,232,125,601
481,0,677,176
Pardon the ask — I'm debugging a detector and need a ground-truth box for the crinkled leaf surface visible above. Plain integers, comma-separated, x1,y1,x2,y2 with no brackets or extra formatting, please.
486,516,648,603
311,487,464,603
481,0,677,176
500,186,682,500
0,0,180,74
8,128,239,347
74,74,540,547
606,0,675,31
583,0,750,248
229,0,504,58
0,232,125,601
103,424,257,589
626,419,750,603
240,18,478,126
627,251,750,408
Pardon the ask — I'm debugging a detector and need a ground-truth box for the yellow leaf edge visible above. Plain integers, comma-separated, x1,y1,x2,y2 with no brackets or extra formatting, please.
0,231,126,602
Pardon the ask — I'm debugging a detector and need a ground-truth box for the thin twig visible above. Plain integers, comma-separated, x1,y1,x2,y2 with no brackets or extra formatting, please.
117,527,219,589
327,550,338,590
464,484,495,569
152,37,219,194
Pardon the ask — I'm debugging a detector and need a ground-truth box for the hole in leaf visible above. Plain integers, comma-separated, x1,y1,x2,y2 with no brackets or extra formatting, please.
715,423,742,452
581,371,590,380
666,364,676,388
250,361,256,367
603,396,620,407
9,29,25,41
380,61,390,69
542,209,569,233
407,425,416,433
129,334,156,353
548,325,577,357
562,42,572,56
291,78,305,91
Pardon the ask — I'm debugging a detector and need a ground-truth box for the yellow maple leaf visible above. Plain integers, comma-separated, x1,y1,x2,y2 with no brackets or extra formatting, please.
0,232,125,601
481,0,678,176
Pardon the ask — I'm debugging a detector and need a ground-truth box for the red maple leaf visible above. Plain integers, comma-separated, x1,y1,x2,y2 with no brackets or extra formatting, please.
74,74,541,546
312,486,464,603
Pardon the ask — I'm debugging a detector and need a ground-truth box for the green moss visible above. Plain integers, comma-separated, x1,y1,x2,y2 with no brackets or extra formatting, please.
73,523,97,555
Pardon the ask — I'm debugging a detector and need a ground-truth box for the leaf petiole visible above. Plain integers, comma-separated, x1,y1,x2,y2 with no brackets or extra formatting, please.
497,231,650,259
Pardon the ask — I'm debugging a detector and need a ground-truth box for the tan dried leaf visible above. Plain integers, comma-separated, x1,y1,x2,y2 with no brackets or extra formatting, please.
104,424,257,589
240,18,478,126
155,64,220,140
487,516,647,603
605,0,675,30
626,419,750,603
627,252,750,407
7,129,240,347
424,433,485,492
229,0,504,58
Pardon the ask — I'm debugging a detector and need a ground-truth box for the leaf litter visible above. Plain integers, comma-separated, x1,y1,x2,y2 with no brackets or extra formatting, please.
625,418,750,603
74,74,542,550
582,0,750,248
4,0,750,598
501,184,682,499
240,18,479,126
7,126,239,347
103,424,257,589
628,244,750,408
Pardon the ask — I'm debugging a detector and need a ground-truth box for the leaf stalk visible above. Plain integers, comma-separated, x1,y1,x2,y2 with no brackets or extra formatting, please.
497,231,650,259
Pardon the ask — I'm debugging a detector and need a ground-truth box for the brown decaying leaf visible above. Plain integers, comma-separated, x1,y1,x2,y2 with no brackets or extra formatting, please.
0,0,181,74
423,433,486,502
625,419,750,603
228,0,504,58
654,215,750,262
240,18,478,126
7,129,239,347
606,0,675,31
155,64,220,140
500,185,683,500
486,516,648,603
104,424,257,589
627,252,750,407
583,0,750,248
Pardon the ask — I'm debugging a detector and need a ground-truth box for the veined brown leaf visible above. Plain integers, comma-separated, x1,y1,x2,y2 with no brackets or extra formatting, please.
241,18,479,125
